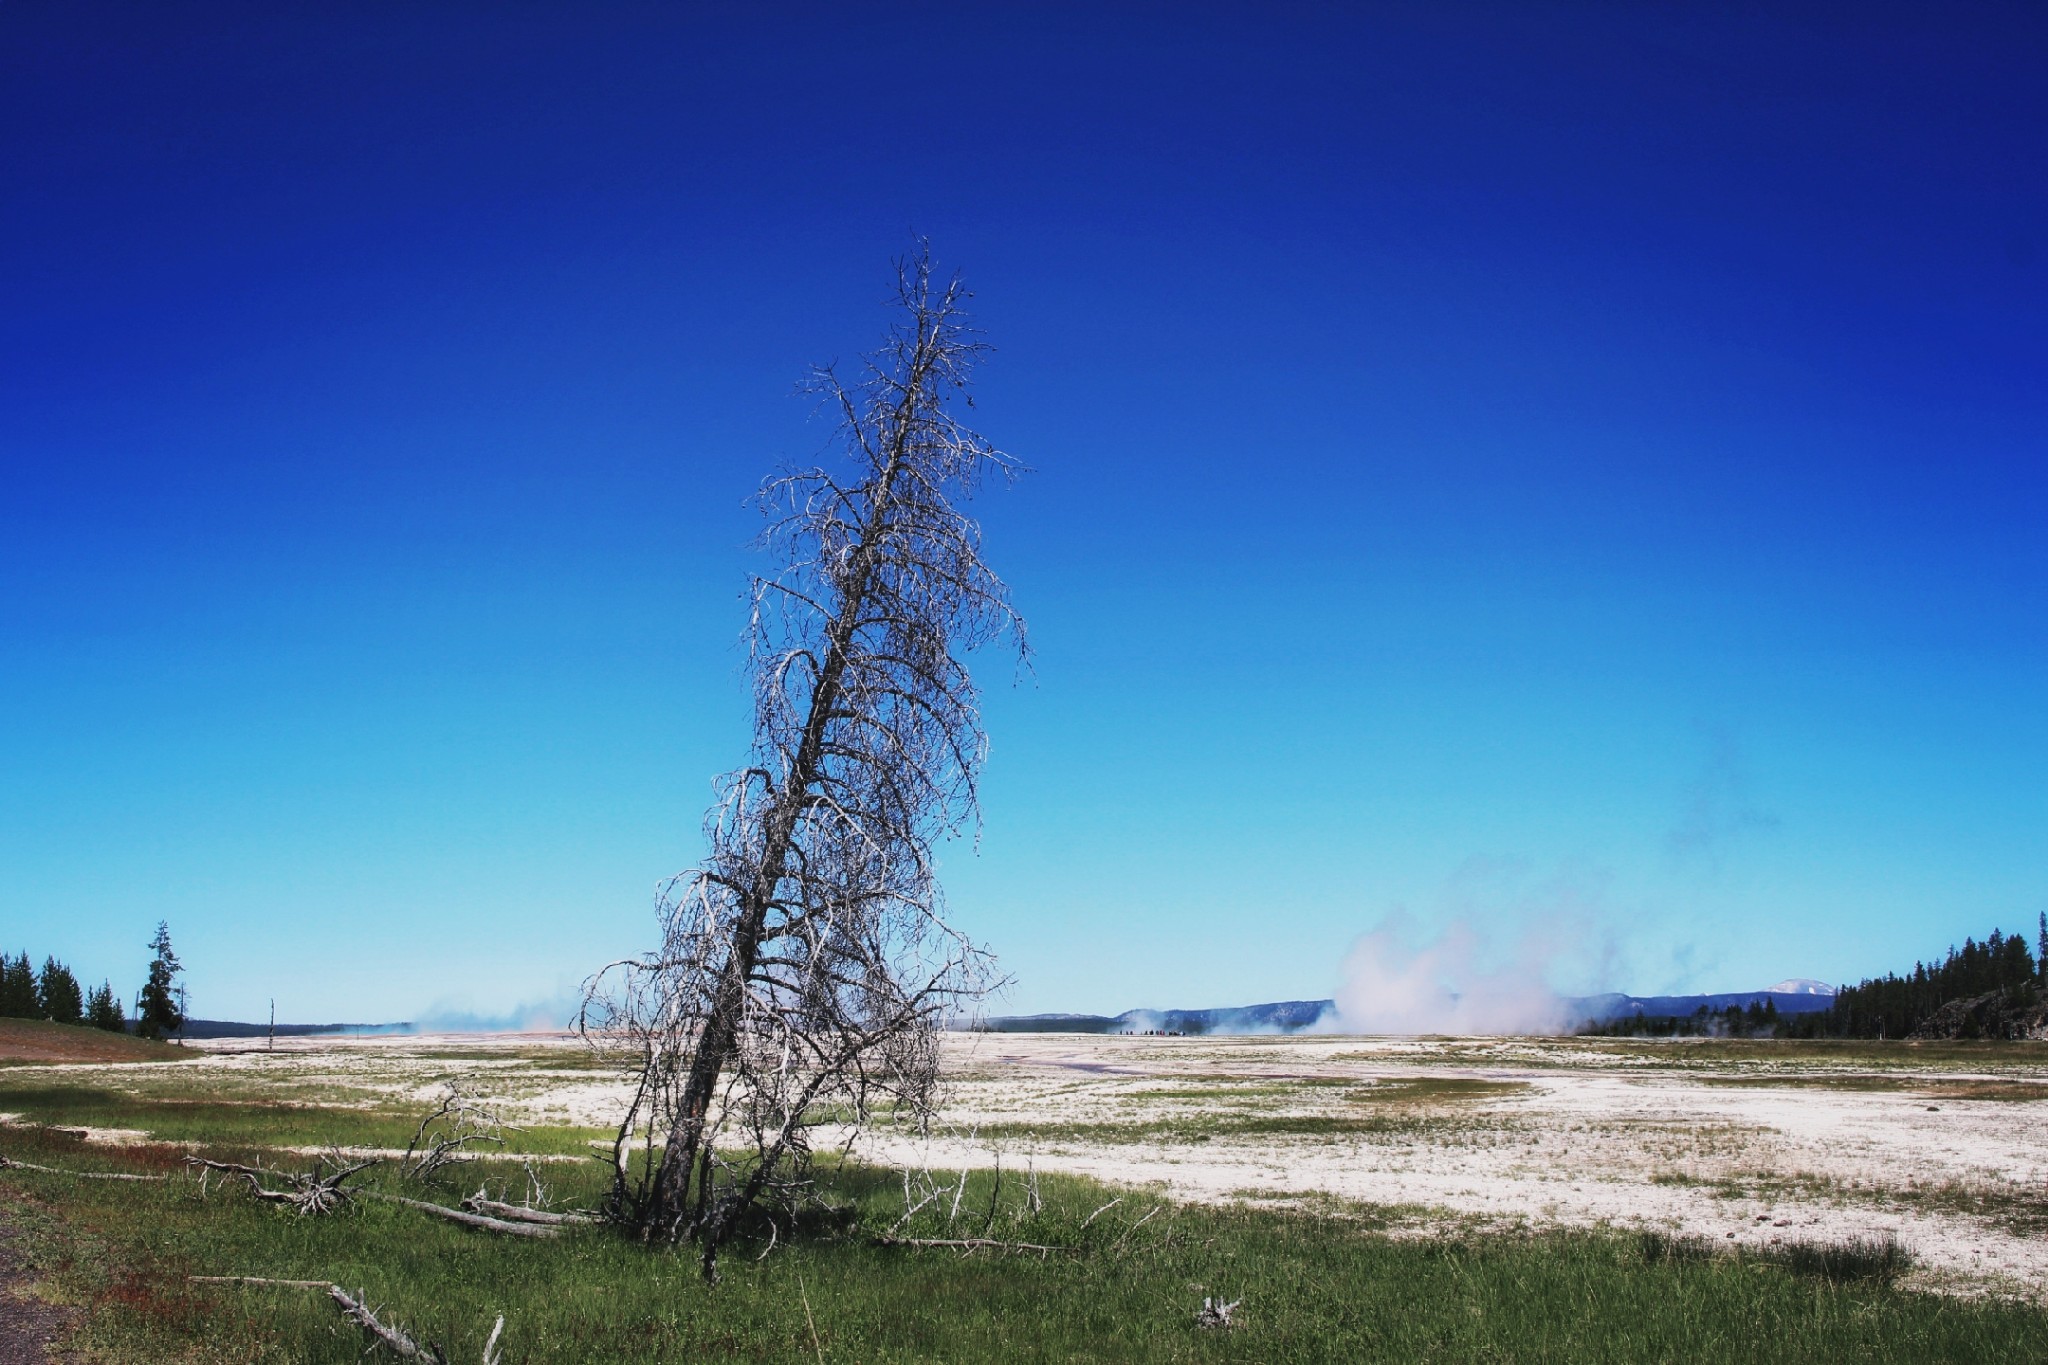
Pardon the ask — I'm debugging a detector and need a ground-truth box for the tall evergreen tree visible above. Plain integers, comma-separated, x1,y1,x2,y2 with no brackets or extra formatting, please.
135,922,184,1041
38,958,84,1025
0,953,39,1019
85,982,127,1033
2039,912,2047,986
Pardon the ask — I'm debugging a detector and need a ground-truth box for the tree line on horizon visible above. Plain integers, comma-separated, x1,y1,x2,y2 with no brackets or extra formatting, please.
1587,914,2048,1040
1798,915,2046,1040
0,922,188,1039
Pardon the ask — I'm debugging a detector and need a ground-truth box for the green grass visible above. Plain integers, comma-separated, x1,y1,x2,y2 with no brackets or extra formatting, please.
4,1055,2046,1362
1698,1074,2048,1100
0,1078,611,1156
3,1115,2044,1363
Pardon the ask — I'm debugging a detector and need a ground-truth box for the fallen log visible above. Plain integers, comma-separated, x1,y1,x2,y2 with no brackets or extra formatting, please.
460,1193,598,1226
362,1191,562,1239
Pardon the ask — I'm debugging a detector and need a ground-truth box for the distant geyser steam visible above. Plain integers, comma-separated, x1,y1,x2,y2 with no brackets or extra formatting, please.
1333,918,1569,1036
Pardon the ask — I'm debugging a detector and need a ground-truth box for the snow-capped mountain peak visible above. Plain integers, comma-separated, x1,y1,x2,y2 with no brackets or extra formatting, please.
1764,978,1835,996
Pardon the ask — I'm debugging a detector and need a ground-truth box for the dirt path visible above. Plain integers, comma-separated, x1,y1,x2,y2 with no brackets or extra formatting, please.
0,1199,75,1365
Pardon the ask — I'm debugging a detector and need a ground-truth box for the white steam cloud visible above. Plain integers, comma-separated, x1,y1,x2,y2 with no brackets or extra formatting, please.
1332,914,1573,1036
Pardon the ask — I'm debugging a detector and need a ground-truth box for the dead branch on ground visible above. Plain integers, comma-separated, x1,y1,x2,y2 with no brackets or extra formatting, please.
360,1191,562,1239
188,1152,378,1214
462,1188,596,1225
872,1235,1066,1256
0,1154,166,1182
329,1284,444,1362
189,1276,506,1363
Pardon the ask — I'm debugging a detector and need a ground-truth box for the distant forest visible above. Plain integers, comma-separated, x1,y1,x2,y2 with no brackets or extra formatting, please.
1591,915,2048,1041
0,950,128,1032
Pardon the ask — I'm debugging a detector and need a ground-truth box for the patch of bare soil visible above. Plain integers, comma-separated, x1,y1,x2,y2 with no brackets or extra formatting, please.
0,1020,184,1067
842,1032,2048,1301
0,1200,75,1365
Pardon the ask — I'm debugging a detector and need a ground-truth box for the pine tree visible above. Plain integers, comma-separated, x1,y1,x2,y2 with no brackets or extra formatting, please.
2039,912,2046,987
38,958,84,1025
135,922,184,1041
86,982,127,1033
0,953,39,1019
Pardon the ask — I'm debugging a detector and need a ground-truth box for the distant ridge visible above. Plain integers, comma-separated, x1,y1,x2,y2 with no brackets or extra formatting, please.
177,1018,414,1040
973,988,1836,1036
1765,978,1836,996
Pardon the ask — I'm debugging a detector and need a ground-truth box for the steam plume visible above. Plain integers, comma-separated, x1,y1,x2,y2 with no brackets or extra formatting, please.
1332,916,1571,1035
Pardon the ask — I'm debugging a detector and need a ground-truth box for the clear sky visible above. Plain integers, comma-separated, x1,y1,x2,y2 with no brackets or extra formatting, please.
3,3,2043,1025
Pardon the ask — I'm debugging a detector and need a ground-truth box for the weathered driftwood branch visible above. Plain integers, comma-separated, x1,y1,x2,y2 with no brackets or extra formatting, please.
461,1191,597,1225
362,1191,562,1239
188,1154,378,1214
329,1284,444,1362
1080,1196,1122,1228
872,1235,1066,1255
0,1155,165,1182
190,1276,507,1362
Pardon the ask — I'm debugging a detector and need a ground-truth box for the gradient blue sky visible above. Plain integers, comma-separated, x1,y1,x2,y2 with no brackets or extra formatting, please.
4,3,2043,1024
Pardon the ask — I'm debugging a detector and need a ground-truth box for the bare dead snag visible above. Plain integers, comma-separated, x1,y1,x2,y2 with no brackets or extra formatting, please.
581,244,1026,1277
402,1082,517,1180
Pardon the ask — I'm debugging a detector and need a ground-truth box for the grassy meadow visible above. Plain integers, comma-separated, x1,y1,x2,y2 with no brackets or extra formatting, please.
2,1042,2047,1363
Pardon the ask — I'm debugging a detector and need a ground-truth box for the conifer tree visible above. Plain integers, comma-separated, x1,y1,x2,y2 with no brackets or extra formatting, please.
0,953,38,1019
135,922,185,1040
86,982,127,1033
38,958,83,1025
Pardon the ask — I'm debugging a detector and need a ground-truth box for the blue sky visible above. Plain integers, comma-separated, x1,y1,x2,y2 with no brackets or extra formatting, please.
3,3,2043,1023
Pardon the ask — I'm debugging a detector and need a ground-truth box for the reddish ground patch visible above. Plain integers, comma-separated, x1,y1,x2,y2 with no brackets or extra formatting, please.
0,1201,77,1365
0,1020,184,1067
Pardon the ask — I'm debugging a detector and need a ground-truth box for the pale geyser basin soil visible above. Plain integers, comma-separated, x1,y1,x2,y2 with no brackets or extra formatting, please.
844,1032,2048,1302
17,1031,2046,1300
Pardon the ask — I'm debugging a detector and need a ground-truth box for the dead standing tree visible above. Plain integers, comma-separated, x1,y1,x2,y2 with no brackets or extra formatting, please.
583,247,1024,1277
